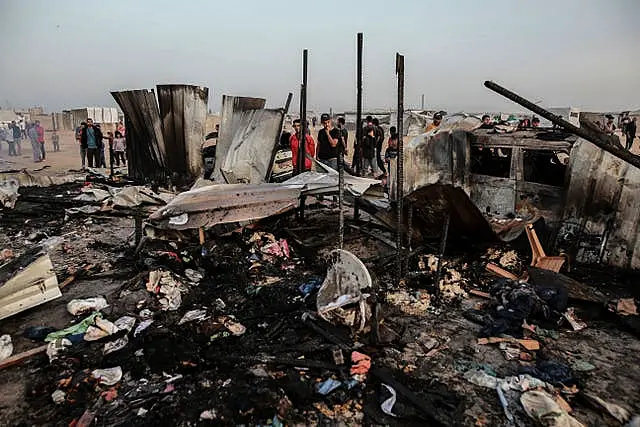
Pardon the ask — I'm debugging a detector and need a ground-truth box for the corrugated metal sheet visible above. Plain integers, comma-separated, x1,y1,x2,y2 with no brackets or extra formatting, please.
149,183,303,230
559,139,640,269
219,108,286,184
157,85,209,178
213,96,267,183
111,89,168,183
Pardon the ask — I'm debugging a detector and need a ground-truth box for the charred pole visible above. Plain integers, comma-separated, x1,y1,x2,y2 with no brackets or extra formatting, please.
355,33,363,176
395,53,405,286
484,80,640,170
297,49,309,175
338,125,345,250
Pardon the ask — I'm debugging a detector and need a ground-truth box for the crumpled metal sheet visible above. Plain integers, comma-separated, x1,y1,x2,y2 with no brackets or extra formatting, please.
559,138,640,269
283,169,382,197
213,96,286,184
148,183,304,230
111,186,174,208
157,85,209,178
111,89,168,182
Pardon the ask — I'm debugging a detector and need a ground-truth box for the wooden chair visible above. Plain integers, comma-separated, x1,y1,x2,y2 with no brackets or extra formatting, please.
525,224,567,273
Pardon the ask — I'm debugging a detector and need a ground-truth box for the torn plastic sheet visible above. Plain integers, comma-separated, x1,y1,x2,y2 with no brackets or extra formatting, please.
74,188,111,203
178,309,208,325
134,319,154,337
92,367,123,386
104,337,129,355
381,384,398,417
67,297,109,316
317,249,372,332
520,390,585,427
0,334,13,362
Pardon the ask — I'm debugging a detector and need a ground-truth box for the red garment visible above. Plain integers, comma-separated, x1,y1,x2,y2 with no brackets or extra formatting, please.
36,126,44,143
290,133,315,170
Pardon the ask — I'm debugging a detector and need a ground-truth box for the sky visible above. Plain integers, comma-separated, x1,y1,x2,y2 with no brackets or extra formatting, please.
1,0,639,114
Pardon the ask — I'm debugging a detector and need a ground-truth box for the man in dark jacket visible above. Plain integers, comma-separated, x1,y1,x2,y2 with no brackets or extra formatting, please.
372,117,385,177
80,118,104,168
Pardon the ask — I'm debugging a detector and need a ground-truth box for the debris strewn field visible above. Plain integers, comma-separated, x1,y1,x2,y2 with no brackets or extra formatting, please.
1,177,639,426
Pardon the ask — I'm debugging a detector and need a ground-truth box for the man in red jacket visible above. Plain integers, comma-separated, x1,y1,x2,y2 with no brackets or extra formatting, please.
290,119,315,172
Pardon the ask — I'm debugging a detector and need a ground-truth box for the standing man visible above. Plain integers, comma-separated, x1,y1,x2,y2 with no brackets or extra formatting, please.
10,121,22,155
372,118,385,178
361,125,376,176
27,123,41,163
624,117,637,151
80,118,103,168
290,119,315,172
316,113,341,170
35,120,45,160
4,124,16,156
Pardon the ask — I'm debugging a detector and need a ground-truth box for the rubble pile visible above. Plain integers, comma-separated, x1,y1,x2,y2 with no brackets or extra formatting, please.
1,175,640,426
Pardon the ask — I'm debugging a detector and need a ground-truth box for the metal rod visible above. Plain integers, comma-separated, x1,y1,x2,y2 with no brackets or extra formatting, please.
355,33,363,176
265,92,293,182
297,50,308,221
404,204,413,274
395,53,405,286
283,92,293,113
434,213,450,301
338,123,345,250
484,80,640,170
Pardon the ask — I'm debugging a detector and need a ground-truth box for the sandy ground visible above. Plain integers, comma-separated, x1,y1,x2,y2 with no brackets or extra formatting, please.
1,129,92,174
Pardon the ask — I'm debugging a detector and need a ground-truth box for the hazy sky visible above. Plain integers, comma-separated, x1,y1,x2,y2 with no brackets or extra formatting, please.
1,0,639,114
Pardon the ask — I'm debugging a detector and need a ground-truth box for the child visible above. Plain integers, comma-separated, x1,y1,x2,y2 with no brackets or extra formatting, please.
51,132,60,152
112,131,126,167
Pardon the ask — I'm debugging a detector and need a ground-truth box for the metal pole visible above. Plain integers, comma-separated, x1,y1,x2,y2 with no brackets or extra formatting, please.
298,50,308,222
484,80,640,170
338,125,345,250
297,50,309,175
395,53,405,286
434,213,450,301
355,33,363,176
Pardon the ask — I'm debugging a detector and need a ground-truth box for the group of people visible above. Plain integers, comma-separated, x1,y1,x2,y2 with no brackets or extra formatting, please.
0,120,62,162
478,114,541,130
75,119,127,169
0,121,24,157
287,114,399,180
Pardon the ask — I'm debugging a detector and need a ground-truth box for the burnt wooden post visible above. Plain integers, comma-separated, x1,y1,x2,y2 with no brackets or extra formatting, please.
395,53,405,286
